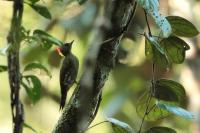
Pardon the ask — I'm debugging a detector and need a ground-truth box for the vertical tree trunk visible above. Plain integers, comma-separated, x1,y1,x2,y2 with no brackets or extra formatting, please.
7,0,24,133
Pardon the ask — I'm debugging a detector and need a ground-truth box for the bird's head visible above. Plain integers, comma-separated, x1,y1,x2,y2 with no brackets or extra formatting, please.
56,40,74,57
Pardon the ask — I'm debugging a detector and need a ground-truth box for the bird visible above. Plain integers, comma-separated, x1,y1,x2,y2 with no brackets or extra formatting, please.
56,41,79,110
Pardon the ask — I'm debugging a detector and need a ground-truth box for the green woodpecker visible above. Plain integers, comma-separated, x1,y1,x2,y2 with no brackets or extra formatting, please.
56,41,79,110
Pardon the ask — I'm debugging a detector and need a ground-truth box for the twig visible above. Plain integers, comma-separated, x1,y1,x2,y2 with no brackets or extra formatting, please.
84,120,109,132
138,9,156,133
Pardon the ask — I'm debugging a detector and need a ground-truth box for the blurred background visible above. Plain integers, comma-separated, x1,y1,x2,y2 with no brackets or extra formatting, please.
0,0,200,132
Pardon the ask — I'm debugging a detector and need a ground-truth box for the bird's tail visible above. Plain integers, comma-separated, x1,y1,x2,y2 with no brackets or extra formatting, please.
59,93,67,110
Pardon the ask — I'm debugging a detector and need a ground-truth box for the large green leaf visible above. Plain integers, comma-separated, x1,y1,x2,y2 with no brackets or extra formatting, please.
0,65,7,73
157,102,194,120
24,62,52,78
29,4,52,19
167,16,199,37
154,79,186,105
33,29,63,47
145,126,177,133
21,75,41,103
136,93,170,121
161,36,190,64
107,118,134,133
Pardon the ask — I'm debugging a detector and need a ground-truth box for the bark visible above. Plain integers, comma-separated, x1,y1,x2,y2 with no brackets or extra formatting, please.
53,0,136,132
7,0,24,133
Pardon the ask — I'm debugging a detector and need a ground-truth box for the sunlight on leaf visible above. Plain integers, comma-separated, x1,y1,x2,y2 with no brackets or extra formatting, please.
157,102,194,120
107,118,134,133
136,93,170,121
137,0,172,37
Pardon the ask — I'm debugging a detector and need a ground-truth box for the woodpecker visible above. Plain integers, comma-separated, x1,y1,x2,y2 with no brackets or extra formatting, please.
56,41,79,110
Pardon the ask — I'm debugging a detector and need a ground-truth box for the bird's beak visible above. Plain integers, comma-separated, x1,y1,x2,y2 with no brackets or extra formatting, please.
56,47,64,57
70,40,74,45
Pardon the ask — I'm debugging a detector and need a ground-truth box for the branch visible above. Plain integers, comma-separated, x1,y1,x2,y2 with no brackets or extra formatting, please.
7,0,24,133
53,0,136,132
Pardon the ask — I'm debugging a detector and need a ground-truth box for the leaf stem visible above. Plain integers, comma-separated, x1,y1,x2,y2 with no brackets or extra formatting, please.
84,121,109,132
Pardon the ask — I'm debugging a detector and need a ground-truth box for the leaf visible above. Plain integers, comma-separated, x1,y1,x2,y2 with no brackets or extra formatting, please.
0,44,10,56
145,36,169,68
154,79,186,106
137,0,172,37
23,123,39,133
136,93,170,121
145,37,154,59
161,36,190,64
21,75,41,103
0,65,7,73
153,47,169,68
24,62,52,78
157,102,194,120
33,29,63,47
29,4,52,19
28,0,40,4
78,0,88,5
167,16,199,37
145,126,177,133
107,118,133,133
145,34,165,54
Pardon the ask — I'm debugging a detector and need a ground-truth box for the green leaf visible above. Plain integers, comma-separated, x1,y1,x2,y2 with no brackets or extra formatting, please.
145,37,169,68
155,79,186,106
145,34,165,54
157,102,194,120
24,62,52,78
0,65,7,73
145,37,154,59
153,47,169,68
28,0,40,4
107,118,133,133
167,16,199,37
161,36,190,64
145,126,177,133
78,0,88,5
33,30,63,47
21,75,41,103
23,123,39,133
29,4,52,19
136,93,170,121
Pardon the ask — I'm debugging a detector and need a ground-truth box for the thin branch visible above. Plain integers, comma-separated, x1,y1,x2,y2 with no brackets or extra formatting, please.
7,0,24,132
84,120,109,132
138,9,156,133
